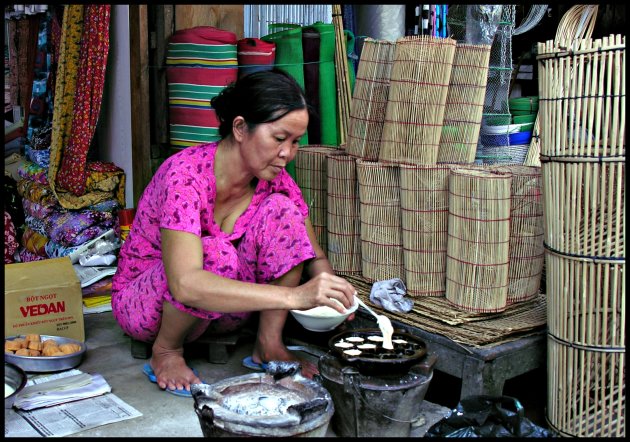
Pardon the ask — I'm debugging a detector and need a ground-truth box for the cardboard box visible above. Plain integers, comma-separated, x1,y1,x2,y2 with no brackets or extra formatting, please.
5,257,85,342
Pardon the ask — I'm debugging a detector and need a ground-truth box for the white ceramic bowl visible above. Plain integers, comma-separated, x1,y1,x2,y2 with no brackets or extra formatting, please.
290,297,359,332
5,362,27,409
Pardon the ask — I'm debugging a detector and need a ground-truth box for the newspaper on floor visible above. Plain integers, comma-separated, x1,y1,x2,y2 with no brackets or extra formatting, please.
23,368,85,386
5,393,143,437
13,371,112,410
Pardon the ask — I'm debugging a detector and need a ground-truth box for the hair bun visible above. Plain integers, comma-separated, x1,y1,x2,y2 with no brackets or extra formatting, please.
212,85,234,120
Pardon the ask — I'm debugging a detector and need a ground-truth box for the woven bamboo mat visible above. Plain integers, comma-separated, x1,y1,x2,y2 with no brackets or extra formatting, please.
340,273,547,348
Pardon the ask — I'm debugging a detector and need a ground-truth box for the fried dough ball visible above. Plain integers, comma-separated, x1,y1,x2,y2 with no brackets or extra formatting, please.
42,339,58,349
9,338,29,349
50,350,66,356
15,348,31,356
28,340,43,351
28,349,41,357
42,346,61,356
59,343,81,355
25,334,41,342
5,340,22,352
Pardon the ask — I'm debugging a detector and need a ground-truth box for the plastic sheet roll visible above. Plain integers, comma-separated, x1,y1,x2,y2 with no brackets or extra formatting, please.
302,28,321,144
310,22,338,146
355,5,406,41
262,25,309,178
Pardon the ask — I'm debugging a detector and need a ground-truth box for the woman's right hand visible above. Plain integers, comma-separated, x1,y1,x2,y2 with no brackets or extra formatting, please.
290,272,356,313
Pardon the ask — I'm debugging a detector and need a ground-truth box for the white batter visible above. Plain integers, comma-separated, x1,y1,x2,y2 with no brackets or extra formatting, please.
378,316,394,350
343,349,362,357
345,336,364,343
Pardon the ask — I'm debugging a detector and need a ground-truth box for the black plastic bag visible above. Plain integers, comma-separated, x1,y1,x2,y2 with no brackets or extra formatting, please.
425,395,554,438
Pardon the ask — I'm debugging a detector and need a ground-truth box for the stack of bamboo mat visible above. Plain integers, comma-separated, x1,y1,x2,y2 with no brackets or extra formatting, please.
330,30,546,338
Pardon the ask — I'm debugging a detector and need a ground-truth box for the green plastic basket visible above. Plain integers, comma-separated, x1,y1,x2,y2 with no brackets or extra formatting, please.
511,109,538,116
509,96,539,114
512,114,537,124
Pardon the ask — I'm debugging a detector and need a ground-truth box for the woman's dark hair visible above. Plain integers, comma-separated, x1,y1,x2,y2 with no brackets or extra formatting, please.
212,69,309,138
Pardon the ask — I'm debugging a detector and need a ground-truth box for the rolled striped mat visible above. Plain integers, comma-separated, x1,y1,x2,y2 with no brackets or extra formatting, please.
237,37,275,79
166,26,238,150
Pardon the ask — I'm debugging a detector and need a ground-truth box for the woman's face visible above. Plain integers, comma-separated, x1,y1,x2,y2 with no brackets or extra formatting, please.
239,108,308,181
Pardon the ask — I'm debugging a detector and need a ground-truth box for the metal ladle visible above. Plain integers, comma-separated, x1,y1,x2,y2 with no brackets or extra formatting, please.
354,295,394,349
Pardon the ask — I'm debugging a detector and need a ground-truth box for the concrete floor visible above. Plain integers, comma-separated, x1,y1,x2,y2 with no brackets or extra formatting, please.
8,312,454,437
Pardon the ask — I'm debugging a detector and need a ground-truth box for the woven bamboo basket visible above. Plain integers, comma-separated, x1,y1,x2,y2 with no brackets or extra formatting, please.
356,160,404,282
445,167,512,312
545,255,625,437
537,35,625,259
538,34,625,160
538,31,625,437
437,42,492,164
541,161,625,259
379,36,457,165
399,164,452,297
294,145,339,253
525,4,599,168
346,38,396,161
491,165,544,304
327,151,362,275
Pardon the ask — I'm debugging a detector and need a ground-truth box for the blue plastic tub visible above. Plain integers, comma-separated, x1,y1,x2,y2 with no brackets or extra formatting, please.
509,130,532,145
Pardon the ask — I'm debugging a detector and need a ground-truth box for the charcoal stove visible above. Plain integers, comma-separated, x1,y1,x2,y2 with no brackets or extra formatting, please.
191,361,334,437
317,328,437,437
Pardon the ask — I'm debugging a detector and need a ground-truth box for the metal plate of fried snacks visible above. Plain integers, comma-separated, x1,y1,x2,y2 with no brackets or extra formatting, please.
4,335,86,373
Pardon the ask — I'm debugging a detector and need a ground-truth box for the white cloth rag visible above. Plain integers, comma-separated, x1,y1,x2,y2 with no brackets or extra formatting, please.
369,278,413,313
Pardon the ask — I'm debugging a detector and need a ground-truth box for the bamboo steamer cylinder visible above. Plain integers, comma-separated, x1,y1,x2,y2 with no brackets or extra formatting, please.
379,36,457,165
346,39,396,161
326,151,362,275
537,36,625,259
437,42,492,164
445,168,512,312
545,255,625,437
540,161,625,260
538,34,625,437
356,160,403,282
399,164,451,297
294,145,339,253
537,35,625,161
492,165,544,304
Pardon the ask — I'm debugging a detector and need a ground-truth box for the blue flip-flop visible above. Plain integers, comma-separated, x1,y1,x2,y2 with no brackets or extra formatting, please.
241,346,317,372
242,356,269,371
142,363,201,397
